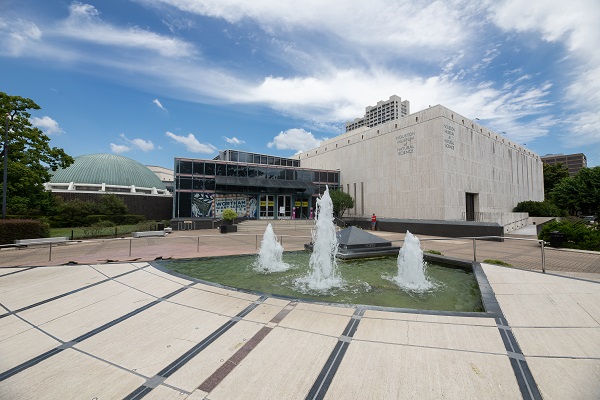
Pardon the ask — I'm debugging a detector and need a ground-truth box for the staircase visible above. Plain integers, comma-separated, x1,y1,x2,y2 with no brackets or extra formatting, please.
236,219,315,233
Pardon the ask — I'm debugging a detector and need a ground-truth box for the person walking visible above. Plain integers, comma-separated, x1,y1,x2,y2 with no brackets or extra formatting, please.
371,213,377,231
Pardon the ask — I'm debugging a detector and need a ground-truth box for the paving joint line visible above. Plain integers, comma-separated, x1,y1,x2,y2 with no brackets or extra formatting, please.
123,295,271,399
306,307,364,400
0,264,149,319
0,284,192,382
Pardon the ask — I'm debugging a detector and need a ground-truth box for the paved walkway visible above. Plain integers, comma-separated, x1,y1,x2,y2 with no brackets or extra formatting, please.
0,228,599,399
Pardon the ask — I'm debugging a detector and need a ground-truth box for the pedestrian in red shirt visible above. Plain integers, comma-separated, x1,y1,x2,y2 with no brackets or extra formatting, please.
371,213,377,231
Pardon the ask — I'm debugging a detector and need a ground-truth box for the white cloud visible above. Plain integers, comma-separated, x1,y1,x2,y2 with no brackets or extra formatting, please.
110,143,131,154
267,128,322,152
119,133,155,152
490,0,600,145
30,116,64,135
165,131,217,153
152,98,167,111
224,136,244,145
139,0,484,59
0,18,42,56
55,2,196,58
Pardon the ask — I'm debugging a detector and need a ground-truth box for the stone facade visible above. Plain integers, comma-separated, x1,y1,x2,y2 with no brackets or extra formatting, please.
298,105,543,232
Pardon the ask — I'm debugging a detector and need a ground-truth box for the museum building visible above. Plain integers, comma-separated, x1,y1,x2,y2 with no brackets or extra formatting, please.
173,150,340,220
298,101,544,232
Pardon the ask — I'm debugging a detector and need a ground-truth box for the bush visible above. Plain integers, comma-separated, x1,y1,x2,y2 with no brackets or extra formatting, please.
513,201,566,217
539,218,600,251
483,259,513,267
222,208,238,222
424,249,443,255
0,219,50,244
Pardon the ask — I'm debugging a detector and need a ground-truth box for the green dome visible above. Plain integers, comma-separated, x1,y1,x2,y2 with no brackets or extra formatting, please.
50,154,167,190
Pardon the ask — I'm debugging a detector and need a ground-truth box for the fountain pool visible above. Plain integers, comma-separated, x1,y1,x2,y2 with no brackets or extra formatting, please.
161,252,483,312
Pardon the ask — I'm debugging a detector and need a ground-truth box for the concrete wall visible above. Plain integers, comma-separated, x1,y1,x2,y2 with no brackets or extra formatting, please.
299,105,543,231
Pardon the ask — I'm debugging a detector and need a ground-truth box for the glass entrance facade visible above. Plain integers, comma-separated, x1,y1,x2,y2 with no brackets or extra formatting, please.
173,150,340,219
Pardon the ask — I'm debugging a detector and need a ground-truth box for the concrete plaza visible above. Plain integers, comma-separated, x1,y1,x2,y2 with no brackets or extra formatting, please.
0,226,599,399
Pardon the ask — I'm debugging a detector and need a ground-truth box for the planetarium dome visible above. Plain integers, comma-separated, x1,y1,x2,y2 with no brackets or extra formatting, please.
46,153,169,195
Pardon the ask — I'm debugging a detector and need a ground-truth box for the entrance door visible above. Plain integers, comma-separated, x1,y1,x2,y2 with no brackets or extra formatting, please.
277,195,292,219
260,195,274,218
466,193,476,221
294,197,310,219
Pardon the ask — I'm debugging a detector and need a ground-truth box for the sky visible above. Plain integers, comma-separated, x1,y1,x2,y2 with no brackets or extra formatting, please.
1,0,599,169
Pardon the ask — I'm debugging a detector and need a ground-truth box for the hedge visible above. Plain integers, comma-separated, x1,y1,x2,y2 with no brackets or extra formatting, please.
539,218,600,251
0,219,50,245
49,214,146,228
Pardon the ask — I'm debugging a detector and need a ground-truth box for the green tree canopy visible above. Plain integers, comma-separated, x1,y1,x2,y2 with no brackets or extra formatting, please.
329,189,354,217
550,166,600,217
543,162,570,198
0,92,74,214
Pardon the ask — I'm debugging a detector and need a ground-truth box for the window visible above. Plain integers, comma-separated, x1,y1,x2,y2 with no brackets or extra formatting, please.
204,163,215,176
192,162,204,176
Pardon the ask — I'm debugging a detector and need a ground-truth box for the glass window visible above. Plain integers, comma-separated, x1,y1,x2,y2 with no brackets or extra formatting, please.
268,168,283,179
178,160,192,175
260,155,267,164
256,167,268,178
320,171,328,182
229,151,238,162
285,169,294,180
215,163,226,176
193,179,203,190
238,152,252,163
179,178,193,190
176,192,191,218
227,164,238,176
204,162,215,176
253,154,261,164
267,156,275,165
204,179,215,190
192,162,204,176
247,166,258,178
237,165,248,177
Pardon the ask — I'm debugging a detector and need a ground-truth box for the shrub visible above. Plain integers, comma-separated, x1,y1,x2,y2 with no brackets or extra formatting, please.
513,201,566,217
0,219,50,244
222,208,238,222
539,217,600,251
424,249,443,255
483,259,513,267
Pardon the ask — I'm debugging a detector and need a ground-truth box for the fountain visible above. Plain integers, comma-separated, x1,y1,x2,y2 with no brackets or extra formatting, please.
392,231,435,292
255,224,290,273
295,186,344,292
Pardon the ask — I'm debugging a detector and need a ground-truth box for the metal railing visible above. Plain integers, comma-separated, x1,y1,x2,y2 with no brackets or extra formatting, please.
394,236,548,273
0,234,550,272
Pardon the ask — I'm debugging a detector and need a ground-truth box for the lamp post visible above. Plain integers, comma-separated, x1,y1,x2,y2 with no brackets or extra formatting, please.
2,114,8,219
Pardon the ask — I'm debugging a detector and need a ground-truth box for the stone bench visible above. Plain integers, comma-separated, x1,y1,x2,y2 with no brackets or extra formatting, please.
15,237,69,246
132,231,167,238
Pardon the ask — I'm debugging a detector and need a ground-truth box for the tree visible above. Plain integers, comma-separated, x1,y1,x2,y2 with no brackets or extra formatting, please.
550,166,600,217
0,92,74,214
329,189,354,217
543,162,570,198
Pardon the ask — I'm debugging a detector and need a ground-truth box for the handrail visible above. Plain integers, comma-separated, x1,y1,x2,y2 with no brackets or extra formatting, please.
389,236,548,273
333,216,347,228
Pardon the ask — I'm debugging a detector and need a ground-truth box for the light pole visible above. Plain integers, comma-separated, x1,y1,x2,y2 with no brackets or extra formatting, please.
2,114,8,219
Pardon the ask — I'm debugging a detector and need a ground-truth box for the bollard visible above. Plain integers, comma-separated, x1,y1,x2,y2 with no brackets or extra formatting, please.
197,236,200,253
49,242,52,262
472,239,477,261
256,235,258,250
541,240,546,273
129,239,132,257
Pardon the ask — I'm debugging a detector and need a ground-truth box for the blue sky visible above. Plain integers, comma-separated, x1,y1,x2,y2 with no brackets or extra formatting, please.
1,0,599,169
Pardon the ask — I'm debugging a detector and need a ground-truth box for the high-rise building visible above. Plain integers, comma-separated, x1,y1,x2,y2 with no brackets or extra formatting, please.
541,153,587,176
345,95,410,132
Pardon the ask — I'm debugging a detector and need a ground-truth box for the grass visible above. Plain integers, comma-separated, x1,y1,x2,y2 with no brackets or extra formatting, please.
50,224,154,240
483,259,513,267
424,249,443,255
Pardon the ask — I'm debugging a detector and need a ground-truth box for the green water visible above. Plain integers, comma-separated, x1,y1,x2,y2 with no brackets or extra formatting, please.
162,252,483,312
